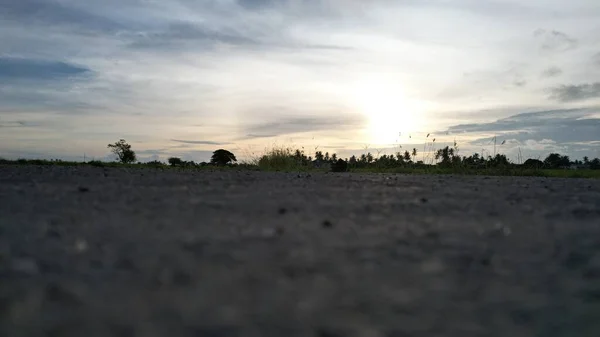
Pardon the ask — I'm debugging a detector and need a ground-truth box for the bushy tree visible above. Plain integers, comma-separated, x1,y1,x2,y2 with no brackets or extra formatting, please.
544,153,570,169
211,149,237,166
331,159,348,172
107,139,136,164
168,157,183,166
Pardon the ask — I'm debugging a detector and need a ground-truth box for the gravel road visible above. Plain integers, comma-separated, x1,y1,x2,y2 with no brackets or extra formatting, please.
1,165,600,337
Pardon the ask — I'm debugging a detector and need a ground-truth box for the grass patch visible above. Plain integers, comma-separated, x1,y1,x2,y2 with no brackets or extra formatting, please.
351,166,600,178
254,147,309,171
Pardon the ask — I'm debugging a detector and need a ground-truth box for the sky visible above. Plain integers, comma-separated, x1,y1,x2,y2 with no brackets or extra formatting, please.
1,0,599,163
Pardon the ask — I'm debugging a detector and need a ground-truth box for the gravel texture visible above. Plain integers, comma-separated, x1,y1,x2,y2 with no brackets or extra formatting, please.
1,165,600,337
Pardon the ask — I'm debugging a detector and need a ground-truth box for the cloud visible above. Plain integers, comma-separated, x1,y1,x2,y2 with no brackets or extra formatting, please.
0,57,91,80
242,114,366,139
533,29,577,52
236,0,279,10
513,79,527,87
594,52,600,66
244,134,278,139
0,0,124,33
170,139,226,145
446,108,600,144
548,83,600,102
0,120,26,128
541,66,562,78
127,21,259,49
440,108,600,160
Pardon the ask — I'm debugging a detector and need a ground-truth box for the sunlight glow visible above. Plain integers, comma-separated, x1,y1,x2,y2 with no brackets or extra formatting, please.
352,79,430,145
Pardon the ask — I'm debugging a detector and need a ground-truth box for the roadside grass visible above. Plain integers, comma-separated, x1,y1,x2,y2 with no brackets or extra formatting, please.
0,158,257,171
254,147,303,171
250,146,328,172
2,156,599,178
351,166,600,178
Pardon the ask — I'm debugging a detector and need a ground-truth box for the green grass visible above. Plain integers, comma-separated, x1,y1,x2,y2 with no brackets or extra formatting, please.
0,158,256,171
253,147,310,172
2,157,599,178
351,166,600,178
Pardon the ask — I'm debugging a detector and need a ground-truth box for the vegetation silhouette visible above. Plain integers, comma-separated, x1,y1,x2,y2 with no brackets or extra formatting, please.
107,139,136,164
211,149,237,166
2,139,600,178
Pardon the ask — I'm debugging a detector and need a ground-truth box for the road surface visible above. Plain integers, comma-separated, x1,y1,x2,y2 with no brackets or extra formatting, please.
1,165,600,336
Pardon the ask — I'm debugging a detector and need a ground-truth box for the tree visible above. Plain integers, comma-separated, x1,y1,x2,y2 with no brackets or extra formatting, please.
403,150,411,163
211,149,237,166
331,159,348,172
168,157,183,167
435,146,451,166
523,158,543,169
583,156,590,165
544,153,569,169
107,139,136,164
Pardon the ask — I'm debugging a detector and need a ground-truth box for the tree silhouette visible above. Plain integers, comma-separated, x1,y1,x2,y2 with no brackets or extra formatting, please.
331,159,348,172
544,153,569,169
403,150,411,163
523,158,543,169
168,157,183,166
107,139,136,164
211,149,237,166
435,146,451,166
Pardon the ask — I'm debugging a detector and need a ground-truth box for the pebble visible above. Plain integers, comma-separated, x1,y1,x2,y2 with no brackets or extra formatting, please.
10,258,39,275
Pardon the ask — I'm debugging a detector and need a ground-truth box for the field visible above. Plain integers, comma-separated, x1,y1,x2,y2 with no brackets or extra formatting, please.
1,165,600,336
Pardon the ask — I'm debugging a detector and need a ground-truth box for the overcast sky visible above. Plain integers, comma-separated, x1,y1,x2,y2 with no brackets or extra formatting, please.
1,0,599,162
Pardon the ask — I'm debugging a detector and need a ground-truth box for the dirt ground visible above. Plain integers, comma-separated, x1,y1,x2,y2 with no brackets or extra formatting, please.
1,165,600,337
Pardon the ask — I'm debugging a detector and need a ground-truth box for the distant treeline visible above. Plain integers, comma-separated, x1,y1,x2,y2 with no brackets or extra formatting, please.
1,139,599,173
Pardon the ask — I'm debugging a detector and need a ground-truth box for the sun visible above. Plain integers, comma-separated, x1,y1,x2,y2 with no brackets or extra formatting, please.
352,79,427,145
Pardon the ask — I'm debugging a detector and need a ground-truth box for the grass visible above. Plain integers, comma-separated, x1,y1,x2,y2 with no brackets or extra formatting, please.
351,166,600,178
0,158,256,171
2,155,599,178
251,146,324,172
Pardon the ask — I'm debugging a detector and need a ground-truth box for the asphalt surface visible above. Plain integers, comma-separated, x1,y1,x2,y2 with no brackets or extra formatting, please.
1,165,600,337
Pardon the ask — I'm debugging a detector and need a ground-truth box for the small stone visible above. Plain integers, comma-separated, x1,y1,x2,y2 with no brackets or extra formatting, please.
74,239,88,253
421,258,445,274
278,207,287,215
420,197,428,203
322,220,333,228
78,186,90,193
46,228,61,239
114,257,136,271
261,228,277,237
44,283,82,306
10,258,39,275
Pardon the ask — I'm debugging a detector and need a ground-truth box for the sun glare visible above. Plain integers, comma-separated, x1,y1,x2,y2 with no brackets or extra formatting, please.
353,80,428,145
